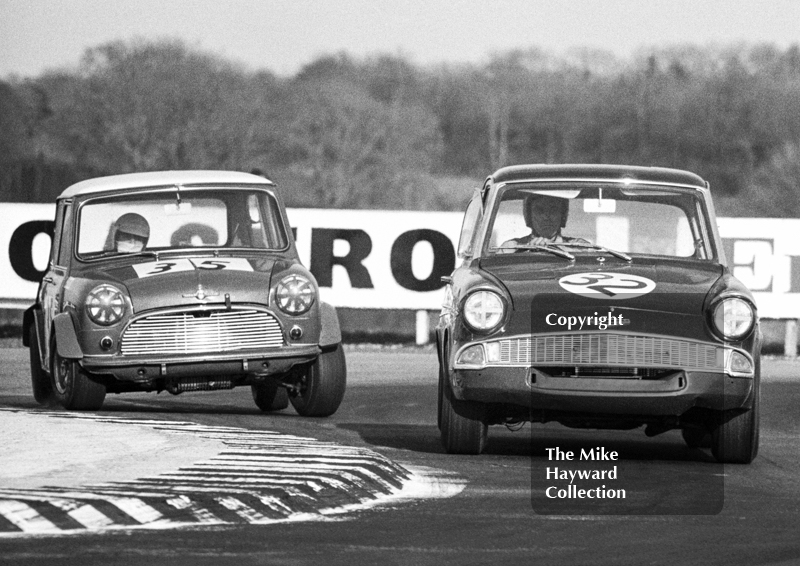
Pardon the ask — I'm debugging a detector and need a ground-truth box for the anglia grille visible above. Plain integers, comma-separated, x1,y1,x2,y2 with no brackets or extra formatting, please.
121,308,283,355
496,333,722,370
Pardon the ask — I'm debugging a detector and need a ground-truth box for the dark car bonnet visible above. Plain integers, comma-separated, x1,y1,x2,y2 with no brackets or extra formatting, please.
478,255,724,340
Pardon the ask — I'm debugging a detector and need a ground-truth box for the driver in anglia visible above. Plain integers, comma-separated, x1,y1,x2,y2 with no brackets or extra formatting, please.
545,311,625,331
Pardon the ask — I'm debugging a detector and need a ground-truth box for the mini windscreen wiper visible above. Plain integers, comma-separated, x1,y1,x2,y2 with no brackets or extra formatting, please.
123,250,162,260
560,241,632,262
82,250,161,261
495,244,575,261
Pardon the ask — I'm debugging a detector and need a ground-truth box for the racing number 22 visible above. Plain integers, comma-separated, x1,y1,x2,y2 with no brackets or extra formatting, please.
562,273,648,297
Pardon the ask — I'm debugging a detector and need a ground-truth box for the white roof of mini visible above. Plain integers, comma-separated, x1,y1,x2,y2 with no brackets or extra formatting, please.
59,170,274,199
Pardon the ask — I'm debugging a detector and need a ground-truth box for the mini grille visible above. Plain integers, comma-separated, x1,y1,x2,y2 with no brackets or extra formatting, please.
121,309,283,355
497,334,722,370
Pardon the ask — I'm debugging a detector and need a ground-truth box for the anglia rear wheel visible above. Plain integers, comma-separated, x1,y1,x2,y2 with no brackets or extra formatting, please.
29,325,53,405
251,380,290,412
290,345,346,417
50,337,106,410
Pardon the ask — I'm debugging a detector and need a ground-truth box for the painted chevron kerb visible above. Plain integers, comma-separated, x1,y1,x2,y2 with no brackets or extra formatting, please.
0,408,454,536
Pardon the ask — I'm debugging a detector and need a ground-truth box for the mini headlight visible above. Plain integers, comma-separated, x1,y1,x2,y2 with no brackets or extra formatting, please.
463,290,505,332
85,284,126,325
276,274,315,315
712,297,754,340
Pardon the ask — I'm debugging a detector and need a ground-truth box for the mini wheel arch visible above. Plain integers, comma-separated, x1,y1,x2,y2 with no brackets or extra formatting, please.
318,302,342,349
53,312,83,360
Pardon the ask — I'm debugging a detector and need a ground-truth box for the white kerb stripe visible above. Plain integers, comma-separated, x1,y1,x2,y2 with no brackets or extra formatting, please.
0,500,59,533
216,497,268,523
108,498,163,524
49,500,114,528
166,496,221,524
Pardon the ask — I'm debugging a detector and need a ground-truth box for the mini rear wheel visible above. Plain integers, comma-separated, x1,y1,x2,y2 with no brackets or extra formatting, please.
29,325,53,405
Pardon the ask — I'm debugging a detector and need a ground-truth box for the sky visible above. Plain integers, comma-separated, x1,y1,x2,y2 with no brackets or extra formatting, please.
1,0,800,79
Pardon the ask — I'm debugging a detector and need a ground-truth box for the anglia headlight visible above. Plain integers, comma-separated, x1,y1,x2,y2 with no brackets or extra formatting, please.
85,284,126,326
712,297,755,340
276,274,315,315
463,290,505,332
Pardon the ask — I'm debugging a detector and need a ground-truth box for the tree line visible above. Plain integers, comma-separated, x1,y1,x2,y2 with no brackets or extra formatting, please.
1,39,799,216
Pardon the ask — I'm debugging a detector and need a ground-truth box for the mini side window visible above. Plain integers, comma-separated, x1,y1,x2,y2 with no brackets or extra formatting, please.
56,204,72,266
49,203,68,267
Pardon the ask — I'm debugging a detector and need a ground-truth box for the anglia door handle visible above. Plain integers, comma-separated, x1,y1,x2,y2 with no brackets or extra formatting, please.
43,277,54,284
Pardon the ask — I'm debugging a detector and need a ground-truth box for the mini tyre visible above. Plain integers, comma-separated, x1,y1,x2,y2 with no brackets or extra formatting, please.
710,360,760,464
440,365,488,454
290,345,346,417
29,325,53,404
251,380,290,412
50,337,106,410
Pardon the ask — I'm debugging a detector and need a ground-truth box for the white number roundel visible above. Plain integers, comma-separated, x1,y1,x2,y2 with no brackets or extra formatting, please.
558,272,656,300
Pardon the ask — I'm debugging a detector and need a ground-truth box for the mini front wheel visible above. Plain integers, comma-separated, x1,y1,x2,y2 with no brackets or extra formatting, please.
50,337,106,410
290,345,346,417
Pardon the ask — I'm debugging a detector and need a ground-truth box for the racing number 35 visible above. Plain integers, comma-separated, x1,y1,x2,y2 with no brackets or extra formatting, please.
132,258,254,278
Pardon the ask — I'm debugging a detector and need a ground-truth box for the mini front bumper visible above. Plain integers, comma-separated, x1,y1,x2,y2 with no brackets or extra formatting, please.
80,344,320,382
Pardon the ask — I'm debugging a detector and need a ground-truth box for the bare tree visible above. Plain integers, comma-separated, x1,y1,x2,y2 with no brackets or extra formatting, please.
287,78,442,208
40,40,266,173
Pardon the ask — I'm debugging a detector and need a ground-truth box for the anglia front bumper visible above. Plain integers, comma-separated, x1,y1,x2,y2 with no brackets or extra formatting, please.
449,333,756,415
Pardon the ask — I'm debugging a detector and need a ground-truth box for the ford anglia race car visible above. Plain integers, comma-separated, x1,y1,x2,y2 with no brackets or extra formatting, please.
437,164,761,463
24,171,346,417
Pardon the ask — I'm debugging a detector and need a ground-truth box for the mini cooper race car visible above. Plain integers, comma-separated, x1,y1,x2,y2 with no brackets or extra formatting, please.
24,170,346,416
437,164,761,463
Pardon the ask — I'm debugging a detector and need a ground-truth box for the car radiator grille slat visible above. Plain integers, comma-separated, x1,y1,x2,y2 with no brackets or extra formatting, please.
121,310,283,355
497,334,722,370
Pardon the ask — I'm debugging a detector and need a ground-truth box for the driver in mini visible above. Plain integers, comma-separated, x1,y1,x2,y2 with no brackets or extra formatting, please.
112,213,150,253
502,194,583,249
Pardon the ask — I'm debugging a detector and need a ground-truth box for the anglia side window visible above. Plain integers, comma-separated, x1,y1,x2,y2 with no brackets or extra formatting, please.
457,196,482,258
